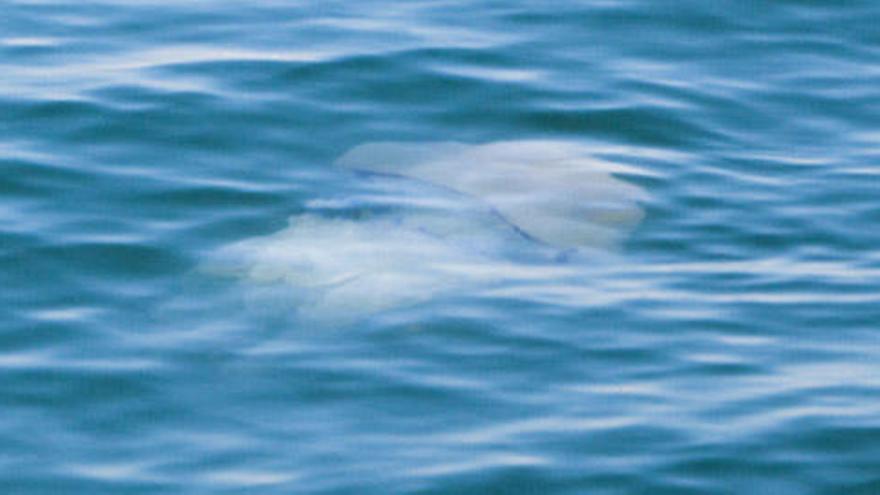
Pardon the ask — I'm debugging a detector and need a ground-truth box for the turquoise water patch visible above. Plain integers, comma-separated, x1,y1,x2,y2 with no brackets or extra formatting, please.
2,0,879,493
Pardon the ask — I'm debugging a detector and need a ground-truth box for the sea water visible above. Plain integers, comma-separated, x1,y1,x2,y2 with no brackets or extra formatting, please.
2,1,879,493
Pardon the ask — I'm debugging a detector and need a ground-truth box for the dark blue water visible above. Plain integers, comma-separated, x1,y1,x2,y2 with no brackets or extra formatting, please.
2,1,880,493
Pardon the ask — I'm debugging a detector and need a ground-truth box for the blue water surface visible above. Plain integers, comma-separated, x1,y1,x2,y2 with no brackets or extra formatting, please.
2,1,879,493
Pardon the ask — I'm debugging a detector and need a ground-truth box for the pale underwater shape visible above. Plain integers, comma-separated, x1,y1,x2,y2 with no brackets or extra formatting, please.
211,214,499,324
208,141,649,325
337,140,648,250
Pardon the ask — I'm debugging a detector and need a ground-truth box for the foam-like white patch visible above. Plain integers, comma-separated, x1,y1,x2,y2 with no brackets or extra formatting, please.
208,141,648,325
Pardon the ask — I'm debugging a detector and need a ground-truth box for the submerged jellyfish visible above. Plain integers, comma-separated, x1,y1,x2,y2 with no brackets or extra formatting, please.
207,141,649,325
